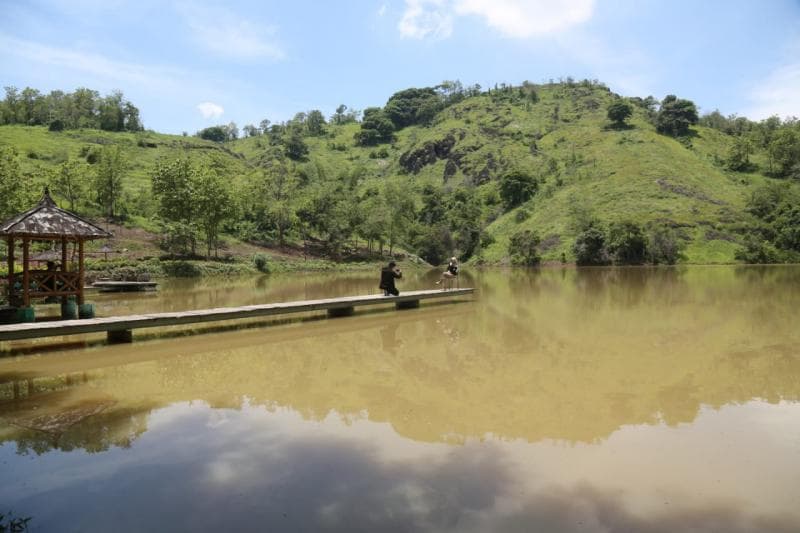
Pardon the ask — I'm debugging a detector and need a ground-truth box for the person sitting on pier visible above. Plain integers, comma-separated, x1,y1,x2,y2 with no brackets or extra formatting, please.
379,261,402,296
435,257,459,289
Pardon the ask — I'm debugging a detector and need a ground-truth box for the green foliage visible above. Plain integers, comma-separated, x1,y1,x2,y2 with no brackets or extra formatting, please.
93,145,127,219
656,95,699,137
725,135,752,171
508,229,541,266
607,100,632,127
607,221,647,265
158,221,198,257
152,157,195,223
151,156,233,257
412,224,453,265
738,182,800,262
49,160,89,212
573,224,609,266
356,107,394,146
384,87,441,129
161,260,202,277
514,208,531,223
0,147,36,220
647,225,684,265
305,110,326,136
247,163,300,245
197,126,227,142
253,253,270,273
1,85,141,131
767,127,800,178
735,235,783,264
499,170,538,209
283,127,309,160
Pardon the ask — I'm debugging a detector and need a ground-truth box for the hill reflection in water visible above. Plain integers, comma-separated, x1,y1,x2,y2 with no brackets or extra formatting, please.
1,266,799,532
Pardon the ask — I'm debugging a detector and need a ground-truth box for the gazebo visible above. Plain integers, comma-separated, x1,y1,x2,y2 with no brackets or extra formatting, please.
1,188,111,317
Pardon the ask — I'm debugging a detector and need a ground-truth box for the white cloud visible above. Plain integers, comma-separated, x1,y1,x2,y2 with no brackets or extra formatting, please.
180,3,285,61
455,0,594,38
197,102,225,119
378,3,388,17
398,0,594,40
0,33,187,93
744,61,800,120
398,0,453,40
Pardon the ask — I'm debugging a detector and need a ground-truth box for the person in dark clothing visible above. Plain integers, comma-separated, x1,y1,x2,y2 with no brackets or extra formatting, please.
379,261,402,296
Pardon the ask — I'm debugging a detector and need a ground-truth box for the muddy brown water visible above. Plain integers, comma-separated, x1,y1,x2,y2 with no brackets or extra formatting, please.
1,266,799,532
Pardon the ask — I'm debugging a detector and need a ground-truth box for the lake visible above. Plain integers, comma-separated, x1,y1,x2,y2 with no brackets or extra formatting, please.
1,266,799,532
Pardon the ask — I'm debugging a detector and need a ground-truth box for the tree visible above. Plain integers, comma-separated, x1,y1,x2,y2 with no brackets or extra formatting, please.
647,225,683,264
98,90,124,131
656,95,698,137
767,128,800,178
225,122,239,141
607,100,632,128
197,126,227,142
499,170,538,209
726,135,752,171
151,157,196,223
305,110,326,136
508,230,541,266
283,126,309,160
384,87,441,129
384,179,416,255
607,221,647,265
0,147,35,220
50,160,88,212
94,145,126,219
194,169,231,258
573,223,608,265
332,104,357,125
355,107,394,146
251,162,299,246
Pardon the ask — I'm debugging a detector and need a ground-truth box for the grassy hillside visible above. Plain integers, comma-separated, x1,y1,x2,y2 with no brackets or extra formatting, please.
1,80,796,266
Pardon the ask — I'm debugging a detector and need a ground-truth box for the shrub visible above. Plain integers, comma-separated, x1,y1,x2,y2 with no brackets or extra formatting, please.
647,225,684,265
162,260,202,277
508,229,541,266
573,225,609,265
735,236,782,264
515,208,531,223
253,253,270,273
607,221,648,265
499,170,538,209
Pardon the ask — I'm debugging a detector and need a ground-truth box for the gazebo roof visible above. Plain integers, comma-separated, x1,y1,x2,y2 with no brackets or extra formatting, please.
0,188,112,240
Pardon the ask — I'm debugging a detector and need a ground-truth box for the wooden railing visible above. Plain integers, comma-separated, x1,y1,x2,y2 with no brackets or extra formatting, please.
9,271,81,298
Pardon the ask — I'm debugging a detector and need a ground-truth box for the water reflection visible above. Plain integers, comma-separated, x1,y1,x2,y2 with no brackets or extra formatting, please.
0,266,799,531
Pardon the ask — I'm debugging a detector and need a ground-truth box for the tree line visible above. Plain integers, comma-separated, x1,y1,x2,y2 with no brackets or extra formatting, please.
0,86,143,132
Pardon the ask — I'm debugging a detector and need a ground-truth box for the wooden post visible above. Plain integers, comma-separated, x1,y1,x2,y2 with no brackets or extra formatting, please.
22,237,30,307
107,329,132,343
61,238,68,304
6,237,13,304
327,306,355,318
78,239,85,305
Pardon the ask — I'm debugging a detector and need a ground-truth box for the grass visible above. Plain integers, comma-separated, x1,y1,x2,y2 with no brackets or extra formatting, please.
2,80,796,266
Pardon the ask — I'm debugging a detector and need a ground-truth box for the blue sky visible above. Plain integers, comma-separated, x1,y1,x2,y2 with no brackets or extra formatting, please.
2,0,799,134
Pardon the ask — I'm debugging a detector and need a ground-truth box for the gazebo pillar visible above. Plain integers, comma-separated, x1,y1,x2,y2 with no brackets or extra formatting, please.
78,239,85,305
6,237,13,303
61,237,68,305
22,237,30,307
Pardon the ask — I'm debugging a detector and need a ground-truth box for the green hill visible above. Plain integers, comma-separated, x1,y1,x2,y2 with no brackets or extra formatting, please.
1,80,798,266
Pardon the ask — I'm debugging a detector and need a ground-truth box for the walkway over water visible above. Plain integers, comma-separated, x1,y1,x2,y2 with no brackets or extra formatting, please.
0,288,474,343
